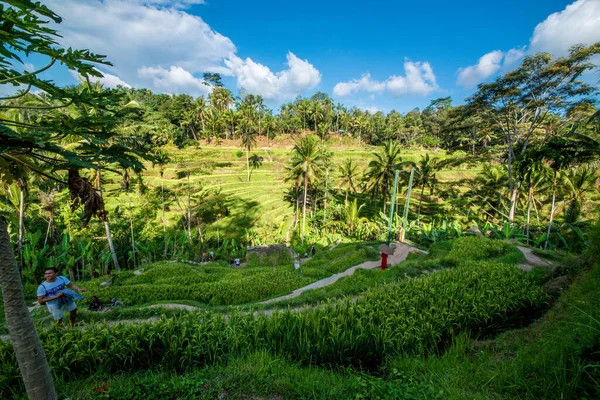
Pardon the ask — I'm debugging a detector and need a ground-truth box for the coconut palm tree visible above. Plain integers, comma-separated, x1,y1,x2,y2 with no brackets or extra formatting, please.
338,159,359,202
240,119,257,182
311,101,324,133
287,135,326,244
363,141,408,213
344,199,365,236
560,166,598,223
413,154,440,222
248,153,263,181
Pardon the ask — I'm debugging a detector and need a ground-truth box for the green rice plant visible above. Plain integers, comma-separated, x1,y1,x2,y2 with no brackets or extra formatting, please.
0,257,547,397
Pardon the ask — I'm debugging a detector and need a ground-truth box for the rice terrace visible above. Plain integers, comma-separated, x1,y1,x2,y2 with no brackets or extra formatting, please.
1,1,600,399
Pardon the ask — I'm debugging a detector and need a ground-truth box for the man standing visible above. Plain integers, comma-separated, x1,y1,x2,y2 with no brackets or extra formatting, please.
37,267,87,327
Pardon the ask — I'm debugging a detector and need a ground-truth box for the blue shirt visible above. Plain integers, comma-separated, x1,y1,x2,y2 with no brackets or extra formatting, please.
37,276,70,308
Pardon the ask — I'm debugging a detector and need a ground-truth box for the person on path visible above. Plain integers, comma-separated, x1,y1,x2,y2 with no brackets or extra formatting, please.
209,251,214,261
111,298,125,308
202,251,207,262
235,257,240,266
311,245,316,257
88,296,104,312
37,267,87,327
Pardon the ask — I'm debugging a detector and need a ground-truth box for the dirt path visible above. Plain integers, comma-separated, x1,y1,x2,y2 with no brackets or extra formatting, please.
145,304,198,311
260,242,424,304
516,246,552,271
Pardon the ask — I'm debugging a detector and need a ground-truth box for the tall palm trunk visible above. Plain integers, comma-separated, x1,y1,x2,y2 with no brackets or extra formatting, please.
96,170,120,271
127,190,136,269
0,218,57,400
526,186,532,245
417,183,425,223
246,148,250,182
293,183,300,230
323,168,328,233
161,173,166,257
302,174,308,245
187,168,192,246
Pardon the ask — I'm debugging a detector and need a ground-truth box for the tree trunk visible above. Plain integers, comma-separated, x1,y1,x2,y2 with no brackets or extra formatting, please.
246,148,250,182
294,186,300,230
545,174,557,250
345,189,349,203
187,169,192,246
18,184,24,274
507,143,516,223
526,186,532,245
161,175,166,257
302,175,308,245
0,218,57,400
96,170,120,271
417,183,425,223
43,217,52,248
87,255,94,280
127,190,136,269
323,168,328,233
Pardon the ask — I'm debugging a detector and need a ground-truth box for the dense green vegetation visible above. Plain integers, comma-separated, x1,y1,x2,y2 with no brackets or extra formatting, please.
1,237,547,397
1,2,599,399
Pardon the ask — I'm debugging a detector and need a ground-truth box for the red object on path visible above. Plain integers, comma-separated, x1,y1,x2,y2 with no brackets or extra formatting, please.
380,252,388,270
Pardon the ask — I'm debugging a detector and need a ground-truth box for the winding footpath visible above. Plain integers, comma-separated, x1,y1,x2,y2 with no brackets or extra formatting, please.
516,246,552,271
261,242,425,304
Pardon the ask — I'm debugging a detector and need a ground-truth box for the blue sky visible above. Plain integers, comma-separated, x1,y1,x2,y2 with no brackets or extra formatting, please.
28,0,600,113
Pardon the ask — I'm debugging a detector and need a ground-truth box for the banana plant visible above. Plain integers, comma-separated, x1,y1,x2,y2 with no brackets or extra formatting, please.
22,230,46,284
76,238,94,279
58,233,76,281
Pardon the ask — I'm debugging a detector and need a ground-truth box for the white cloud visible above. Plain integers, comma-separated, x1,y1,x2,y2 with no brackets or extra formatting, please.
333,74,385,97
504,47,526,66
386,61,438,96
530,0,600,56
23,63,35,72
45,0,235,88
70,69,131,88
138,66,209,95
128,0,205,7
362,106,379,114
456,50,504,89
44,0,320,100
333,61,438,98
224,52,321,100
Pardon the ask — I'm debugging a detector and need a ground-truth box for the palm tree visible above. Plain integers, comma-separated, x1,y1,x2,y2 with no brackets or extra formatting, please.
240,120,257,182
311,101,324,133
338,159,359,202
413,154,440,222
363,141,408,213
560,166,598,223
152,150,170,255
297,100,310,131
193,97,208,137
351,113,369,144
345,199,365,236
248,153,263,181
515,151,549,243
287,135,326,244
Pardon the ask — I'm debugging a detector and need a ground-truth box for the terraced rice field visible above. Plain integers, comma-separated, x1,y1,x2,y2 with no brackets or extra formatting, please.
100,144,482,240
